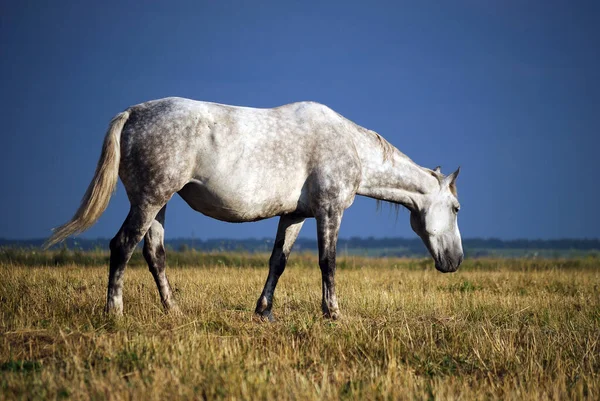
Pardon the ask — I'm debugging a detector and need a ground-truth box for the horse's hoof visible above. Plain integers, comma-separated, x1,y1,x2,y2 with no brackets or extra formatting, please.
255,311,275,322
323,309,341,320
166,304,183,317
104,304,124,317
255,297,276,322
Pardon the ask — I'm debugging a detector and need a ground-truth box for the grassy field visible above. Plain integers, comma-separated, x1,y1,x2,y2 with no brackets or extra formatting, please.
1,253,599,400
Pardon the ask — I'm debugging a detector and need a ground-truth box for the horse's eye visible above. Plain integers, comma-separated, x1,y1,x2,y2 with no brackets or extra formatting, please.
454,206,460,214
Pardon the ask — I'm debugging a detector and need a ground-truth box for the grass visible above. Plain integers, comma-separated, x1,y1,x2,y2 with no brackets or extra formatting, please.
0,253,599,400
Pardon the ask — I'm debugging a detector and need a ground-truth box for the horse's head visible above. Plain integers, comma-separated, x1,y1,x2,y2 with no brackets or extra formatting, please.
410,167,463,273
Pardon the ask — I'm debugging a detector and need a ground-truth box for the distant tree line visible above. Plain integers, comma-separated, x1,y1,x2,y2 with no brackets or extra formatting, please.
1,237,598,257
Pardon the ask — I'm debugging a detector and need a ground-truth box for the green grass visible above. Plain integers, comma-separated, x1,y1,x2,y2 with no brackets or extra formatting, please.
1,255,599,400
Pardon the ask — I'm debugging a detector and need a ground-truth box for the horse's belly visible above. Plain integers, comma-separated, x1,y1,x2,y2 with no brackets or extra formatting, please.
177,179,304,222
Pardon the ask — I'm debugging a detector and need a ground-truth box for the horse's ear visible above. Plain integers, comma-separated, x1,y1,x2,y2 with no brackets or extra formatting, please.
444,167,460,195
434,166,442,174
448,167,460,183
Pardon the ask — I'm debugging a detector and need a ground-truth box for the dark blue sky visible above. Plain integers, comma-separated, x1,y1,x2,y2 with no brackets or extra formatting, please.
1,0,598,240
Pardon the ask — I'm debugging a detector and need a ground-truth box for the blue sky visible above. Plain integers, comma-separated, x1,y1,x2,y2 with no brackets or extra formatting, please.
1,0,598,240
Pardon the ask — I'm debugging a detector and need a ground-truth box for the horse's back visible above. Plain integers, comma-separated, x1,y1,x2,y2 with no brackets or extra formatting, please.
118,97,361,217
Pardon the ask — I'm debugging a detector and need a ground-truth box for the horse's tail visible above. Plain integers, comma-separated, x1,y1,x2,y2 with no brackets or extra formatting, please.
43,111,130,249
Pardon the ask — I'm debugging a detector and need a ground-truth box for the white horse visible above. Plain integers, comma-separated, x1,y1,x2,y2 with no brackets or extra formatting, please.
45,97,463,320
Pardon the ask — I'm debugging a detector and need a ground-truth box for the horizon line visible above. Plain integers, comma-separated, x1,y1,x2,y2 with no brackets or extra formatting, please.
1,236,599,242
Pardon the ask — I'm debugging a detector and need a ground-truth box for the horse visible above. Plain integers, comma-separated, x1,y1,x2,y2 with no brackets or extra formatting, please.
44,97,463,320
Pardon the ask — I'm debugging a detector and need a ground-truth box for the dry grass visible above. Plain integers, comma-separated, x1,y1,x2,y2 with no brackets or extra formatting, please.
1,255,599,400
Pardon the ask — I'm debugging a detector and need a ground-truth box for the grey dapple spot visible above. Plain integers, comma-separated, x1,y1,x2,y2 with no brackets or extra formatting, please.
44,97,463,319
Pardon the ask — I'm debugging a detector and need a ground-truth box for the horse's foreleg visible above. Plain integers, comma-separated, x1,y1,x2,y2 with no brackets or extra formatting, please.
255,215,305,321
106,203,163,315
316,208,343,320
143,206,180,314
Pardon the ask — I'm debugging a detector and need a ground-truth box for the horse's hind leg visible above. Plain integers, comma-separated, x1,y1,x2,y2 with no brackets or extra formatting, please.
106,203,163,315
255,215,305,321
316,207,344,320
143,205,179,314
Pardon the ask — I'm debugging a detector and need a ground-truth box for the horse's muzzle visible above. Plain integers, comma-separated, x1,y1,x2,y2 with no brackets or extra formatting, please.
435,253,463,273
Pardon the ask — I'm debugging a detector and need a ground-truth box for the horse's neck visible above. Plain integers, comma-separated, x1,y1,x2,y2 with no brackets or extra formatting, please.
352,129,438,210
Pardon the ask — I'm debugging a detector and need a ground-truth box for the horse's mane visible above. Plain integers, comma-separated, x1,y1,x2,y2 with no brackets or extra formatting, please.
376,199,402,221
371,130,395,162
358,127,396,162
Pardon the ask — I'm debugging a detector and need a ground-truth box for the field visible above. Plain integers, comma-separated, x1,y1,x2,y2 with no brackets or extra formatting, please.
1,252,599,400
